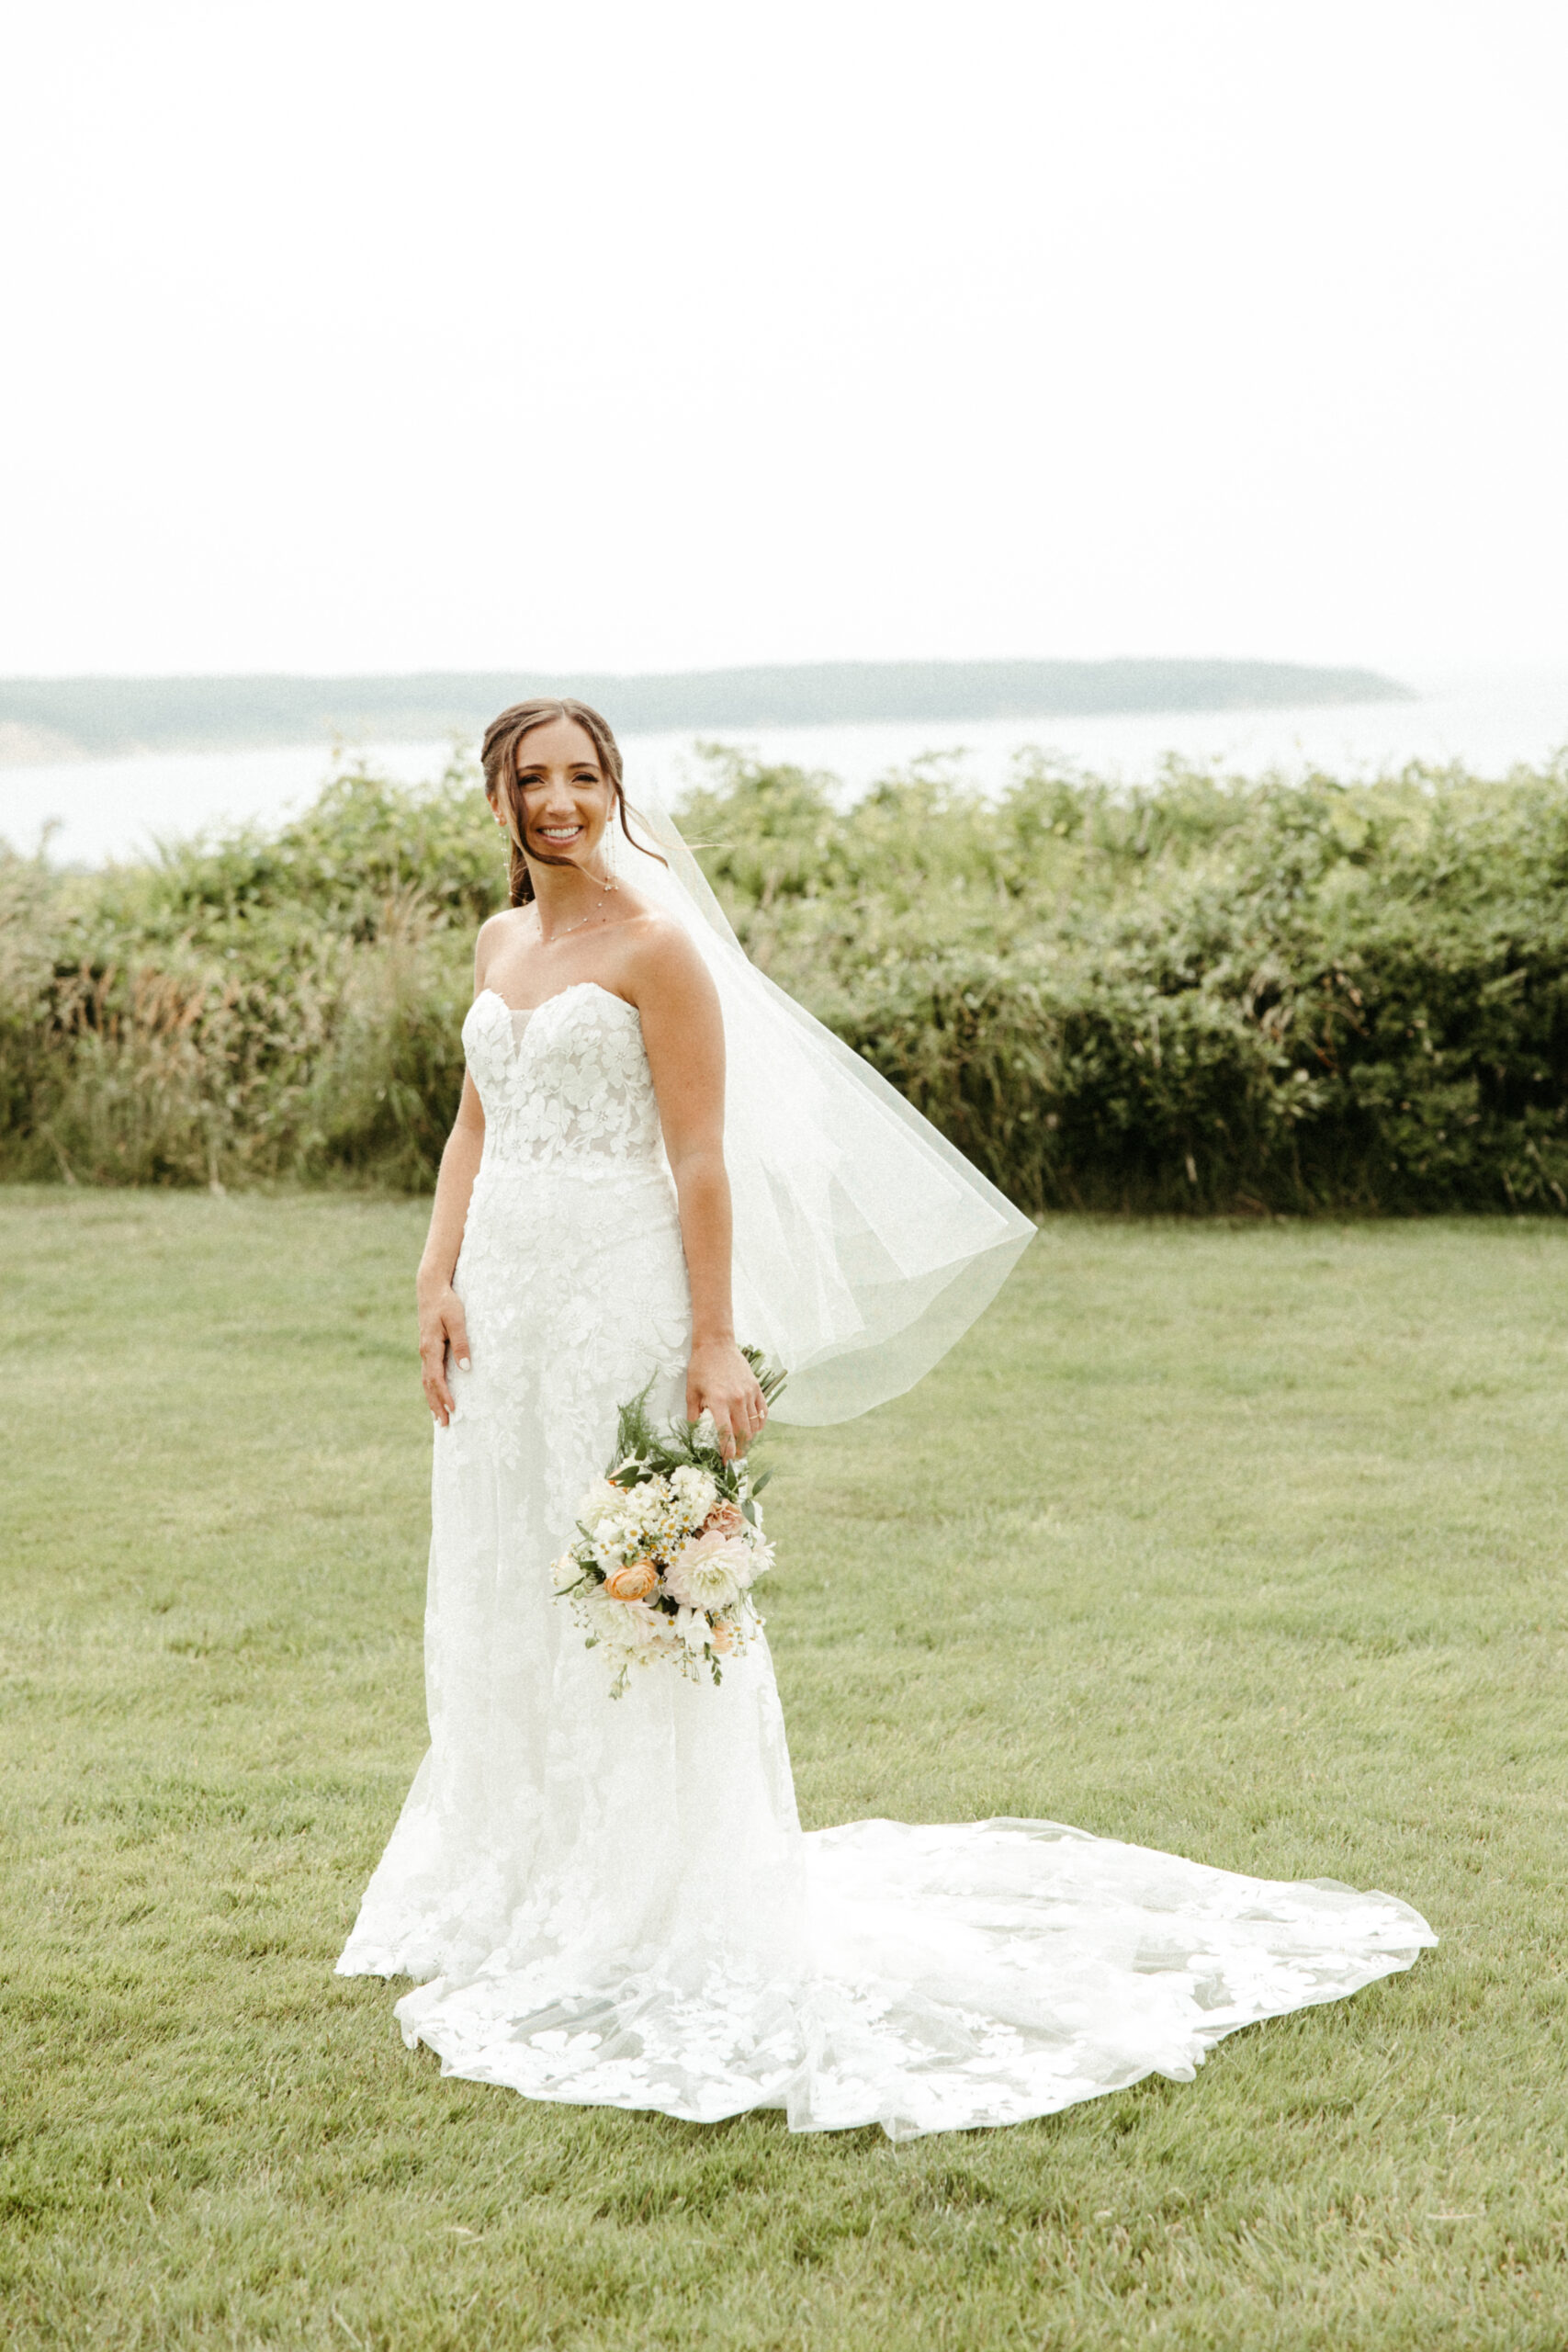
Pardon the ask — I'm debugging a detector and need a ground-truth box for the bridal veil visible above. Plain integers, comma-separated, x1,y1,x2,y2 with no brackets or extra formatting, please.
618,789,1035,1423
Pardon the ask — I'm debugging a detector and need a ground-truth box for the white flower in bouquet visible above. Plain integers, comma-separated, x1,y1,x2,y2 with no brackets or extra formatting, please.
576,1478,625,1533
585,1589,668,1657
590,1519,635,1570
550,1551,582,1595
665,1531,754,1612
674,1606,711,1655
615,1480,670,1541
670,1464,719,1527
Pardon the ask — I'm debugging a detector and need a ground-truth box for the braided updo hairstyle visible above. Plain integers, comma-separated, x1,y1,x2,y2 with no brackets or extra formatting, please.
481,696,658,910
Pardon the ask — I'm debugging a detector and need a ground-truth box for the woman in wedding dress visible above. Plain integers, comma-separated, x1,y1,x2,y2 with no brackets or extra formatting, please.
338,697,1435,2140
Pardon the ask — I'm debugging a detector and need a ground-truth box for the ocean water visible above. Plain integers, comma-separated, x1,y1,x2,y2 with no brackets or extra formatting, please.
5,668,1566,867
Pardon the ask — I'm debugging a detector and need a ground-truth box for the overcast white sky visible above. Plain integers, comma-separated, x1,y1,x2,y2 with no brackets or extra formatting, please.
2,1,1564,683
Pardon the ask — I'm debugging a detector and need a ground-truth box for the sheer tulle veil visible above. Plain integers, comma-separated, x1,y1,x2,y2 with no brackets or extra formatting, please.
617,787,1035,1424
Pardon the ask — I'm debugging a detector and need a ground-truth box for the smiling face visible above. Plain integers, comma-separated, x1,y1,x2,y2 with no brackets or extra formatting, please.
492,715,615,875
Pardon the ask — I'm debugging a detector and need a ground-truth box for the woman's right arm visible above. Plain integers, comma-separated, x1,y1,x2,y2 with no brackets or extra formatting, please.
420,924,508,1423
417,1068,486,1428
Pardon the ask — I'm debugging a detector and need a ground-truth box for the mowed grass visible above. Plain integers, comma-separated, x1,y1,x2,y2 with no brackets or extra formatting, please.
2,1191,1567,2350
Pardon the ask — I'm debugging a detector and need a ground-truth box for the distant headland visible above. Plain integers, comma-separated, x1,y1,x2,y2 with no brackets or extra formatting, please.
0,658,1414,763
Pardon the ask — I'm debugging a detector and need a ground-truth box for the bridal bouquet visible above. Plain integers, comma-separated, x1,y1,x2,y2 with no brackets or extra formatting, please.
551,1351,786,1696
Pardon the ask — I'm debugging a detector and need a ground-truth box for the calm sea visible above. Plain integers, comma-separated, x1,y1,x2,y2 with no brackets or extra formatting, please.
6,667,1567,867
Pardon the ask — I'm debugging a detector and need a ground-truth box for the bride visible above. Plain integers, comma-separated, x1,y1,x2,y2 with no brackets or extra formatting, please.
338,696,1435,2140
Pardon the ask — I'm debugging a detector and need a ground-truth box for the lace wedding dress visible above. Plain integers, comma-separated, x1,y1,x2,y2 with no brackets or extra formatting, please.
337,979,1436,2139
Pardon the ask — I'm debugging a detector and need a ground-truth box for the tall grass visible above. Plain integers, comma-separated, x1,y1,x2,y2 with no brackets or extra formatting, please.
6,744,1568,1210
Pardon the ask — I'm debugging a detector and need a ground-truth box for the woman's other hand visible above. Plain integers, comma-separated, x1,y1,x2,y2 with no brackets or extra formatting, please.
686,1338,767,1460
419,1283,471,1427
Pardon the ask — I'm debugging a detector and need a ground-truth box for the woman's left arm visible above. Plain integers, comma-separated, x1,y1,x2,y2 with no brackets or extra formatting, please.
634,923,767,1460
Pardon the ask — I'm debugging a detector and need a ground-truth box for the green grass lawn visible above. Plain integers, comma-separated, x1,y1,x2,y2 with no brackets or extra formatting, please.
3,1190,1567,2350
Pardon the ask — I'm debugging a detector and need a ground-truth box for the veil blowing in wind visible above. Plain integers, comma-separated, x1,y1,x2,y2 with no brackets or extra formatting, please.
610,786,1037,1422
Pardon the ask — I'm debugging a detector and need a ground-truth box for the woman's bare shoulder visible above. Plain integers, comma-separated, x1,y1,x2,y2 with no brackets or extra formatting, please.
474,905,531,978
617,907,715,1004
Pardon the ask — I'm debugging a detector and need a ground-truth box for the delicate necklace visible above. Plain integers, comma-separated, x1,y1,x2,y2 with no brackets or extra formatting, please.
536,873,617,946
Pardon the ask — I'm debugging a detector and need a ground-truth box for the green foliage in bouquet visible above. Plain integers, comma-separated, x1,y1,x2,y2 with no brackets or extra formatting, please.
608,1346,789,1518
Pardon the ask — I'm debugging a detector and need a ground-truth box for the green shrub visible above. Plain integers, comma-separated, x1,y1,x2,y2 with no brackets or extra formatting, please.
690,749,1568,1212
0,756,498,1190
6,741,1568,1212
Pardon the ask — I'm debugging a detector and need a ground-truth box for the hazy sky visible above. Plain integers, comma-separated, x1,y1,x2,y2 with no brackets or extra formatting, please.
3,1,1564,681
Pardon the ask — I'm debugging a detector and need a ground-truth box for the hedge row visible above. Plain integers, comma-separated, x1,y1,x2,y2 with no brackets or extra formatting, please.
5,746,1568,1212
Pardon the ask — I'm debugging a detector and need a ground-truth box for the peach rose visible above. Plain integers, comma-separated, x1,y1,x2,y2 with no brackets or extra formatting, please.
604,1557,659,1602
704,1501,746,1540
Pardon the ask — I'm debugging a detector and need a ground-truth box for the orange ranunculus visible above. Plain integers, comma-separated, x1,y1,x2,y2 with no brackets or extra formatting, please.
704,1501,746,1539
604,1558,660,1602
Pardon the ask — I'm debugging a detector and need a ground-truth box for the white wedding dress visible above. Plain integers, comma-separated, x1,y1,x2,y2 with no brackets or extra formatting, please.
338,978,1436,2139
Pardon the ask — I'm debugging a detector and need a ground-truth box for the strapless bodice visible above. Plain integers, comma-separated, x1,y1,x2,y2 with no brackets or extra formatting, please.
461,984,666,1173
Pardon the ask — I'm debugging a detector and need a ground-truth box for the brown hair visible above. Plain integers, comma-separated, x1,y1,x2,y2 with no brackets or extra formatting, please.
480,696,660,909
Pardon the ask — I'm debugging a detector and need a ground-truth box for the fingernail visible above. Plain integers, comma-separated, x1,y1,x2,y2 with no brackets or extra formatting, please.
457,1358,470,1372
